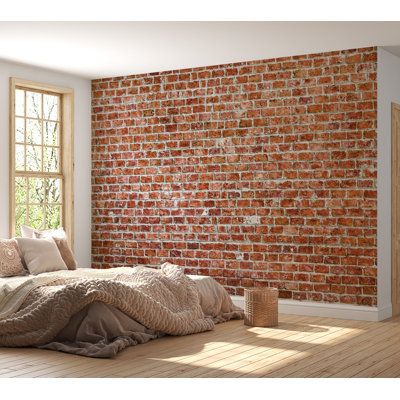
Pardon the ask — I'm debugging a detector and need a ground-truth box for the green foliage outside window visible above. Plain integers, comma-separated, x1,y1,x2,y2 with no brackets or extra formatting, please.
14,88,62,235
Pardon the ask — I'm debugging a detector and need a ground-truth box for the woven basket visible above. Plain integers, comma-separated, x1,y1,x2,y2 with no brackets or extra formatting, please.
244,287,278,327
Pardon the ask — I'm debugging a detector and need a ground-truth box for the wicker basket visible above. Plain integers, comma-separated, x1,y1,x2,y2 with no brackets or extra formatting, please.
244,287,278,327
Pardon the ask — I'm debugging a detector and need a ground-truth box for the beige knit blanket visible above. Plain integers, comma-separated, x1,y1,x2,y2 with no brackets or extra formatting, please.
0,267,140,320
0,264,236,348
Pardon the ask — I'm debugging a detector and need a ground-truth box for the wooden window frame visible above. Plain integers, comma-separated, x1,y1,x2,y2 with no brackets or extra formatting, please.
9,77,74,246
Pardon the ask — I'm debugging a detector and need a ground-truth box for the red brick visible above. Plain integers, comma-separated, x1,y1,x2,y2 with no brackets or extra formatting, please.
91,47,377,304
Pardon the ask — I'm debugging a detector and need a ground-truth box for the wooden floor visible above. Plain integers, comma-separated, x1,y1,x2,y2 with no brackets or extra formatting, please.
1,314,400,378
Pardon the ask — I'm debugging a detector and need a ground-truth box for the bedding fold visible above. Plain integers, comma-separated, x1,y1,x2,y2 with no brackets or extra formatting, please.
38,302,162,358
0,263,243,357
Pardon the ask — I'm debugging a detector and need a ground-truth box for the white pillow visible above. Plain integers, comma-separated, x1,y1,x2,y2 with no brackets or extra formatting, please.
34,229,67,240
21,225,35,238
16,237,68,275
21,225,66,240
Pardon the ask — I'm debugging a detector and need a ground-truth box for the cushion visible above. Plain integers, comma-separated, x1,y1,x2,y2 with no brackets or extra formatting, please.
21,225,35,238
33,228,76,270
16,237,68,275
21,225,66,239
0,239,26,277
52,237,77,270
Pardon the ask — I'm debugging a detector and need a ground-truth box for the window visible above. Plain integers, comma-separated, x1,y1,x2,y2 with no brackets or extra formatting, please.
9,78,74,243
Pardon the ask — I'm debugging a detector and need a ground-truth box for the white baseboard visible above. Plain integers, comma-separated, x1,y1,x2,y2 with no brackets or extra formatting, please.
376,304,393,321
231,296,391,321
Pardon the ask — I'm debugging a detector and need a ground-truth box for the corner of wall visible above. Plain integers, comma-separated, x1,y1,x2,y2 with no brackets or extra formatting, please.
377,47,400,315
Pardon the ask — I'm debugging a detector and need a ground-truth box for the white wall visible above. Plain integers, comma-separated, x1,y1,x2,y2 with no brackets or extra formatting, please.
0,59,91,267
377,47,400,318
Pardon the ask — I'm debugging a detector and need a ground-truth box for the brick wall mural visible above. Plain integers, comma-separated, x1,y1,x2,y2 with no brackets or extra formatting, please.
91,47,377,306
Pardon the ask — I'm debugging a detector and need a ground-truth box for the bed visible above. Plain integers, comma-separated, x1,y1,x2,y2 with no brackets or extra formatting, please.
0,263,243,358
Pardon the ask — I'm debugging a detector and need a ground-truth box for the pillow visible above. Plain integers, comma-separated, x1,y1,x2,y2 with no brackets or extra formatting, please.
0,239,26,277
33,229,77,270
21,225,66,239
52,237,77,270
20,225,35,238
11,237,29,272
16,237,68,275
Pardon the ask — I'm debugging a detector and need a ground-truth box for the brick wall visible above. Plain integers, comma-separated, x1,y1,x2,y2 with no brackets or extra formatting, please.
91,47,378,306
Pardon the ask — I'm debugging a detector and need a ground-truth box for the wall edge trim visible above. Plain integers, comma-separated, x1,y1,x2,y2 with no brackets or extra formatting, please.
231,296,389,321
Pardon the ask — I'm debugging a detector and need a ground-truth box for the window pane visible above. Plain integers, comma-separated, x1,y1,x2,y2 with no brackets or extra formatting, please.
28,177,45,204
44,121,59,146
15,89,25,117
43,94,59,121
26,145,42,171
13,87,65,237
43,147,59,172
15,144,25,171
16,117,25,143
15,177,27,204
15,205,27,236
28,205,44,229
26,91,42,119
26,119,42,145
45,204,61,229
45,178,62,204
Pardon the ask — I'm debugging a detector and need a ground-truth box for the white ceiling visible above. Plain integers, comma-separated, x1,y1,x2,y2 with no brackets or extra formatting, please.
0,22,400,79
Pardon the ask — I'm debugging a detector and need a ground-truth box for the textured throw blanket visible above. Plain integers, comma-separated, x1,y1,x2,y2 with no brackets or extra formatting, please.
0,263,243,358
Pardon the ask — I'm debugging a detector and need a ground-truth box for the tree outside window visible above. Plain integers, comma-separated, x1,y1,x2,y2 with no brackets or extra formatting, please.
13,87,63,235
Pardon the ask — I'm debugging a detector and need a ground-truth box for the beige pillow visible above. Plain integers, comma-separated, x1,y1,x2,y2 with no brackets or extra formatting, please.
16,237,68,275
0,239,26,277
33,229,77,270
52,237,77,270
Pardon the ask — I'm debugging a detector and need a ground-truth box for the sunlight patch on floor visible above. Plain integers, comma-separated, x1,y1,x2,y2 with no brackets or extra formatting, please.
185,349,307,374
151,346,306,364
148,325,366,363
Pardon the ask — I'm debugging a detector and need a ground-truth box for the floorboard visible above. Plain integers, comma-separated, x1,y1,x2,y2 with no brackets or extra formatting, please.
1,314,399,378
